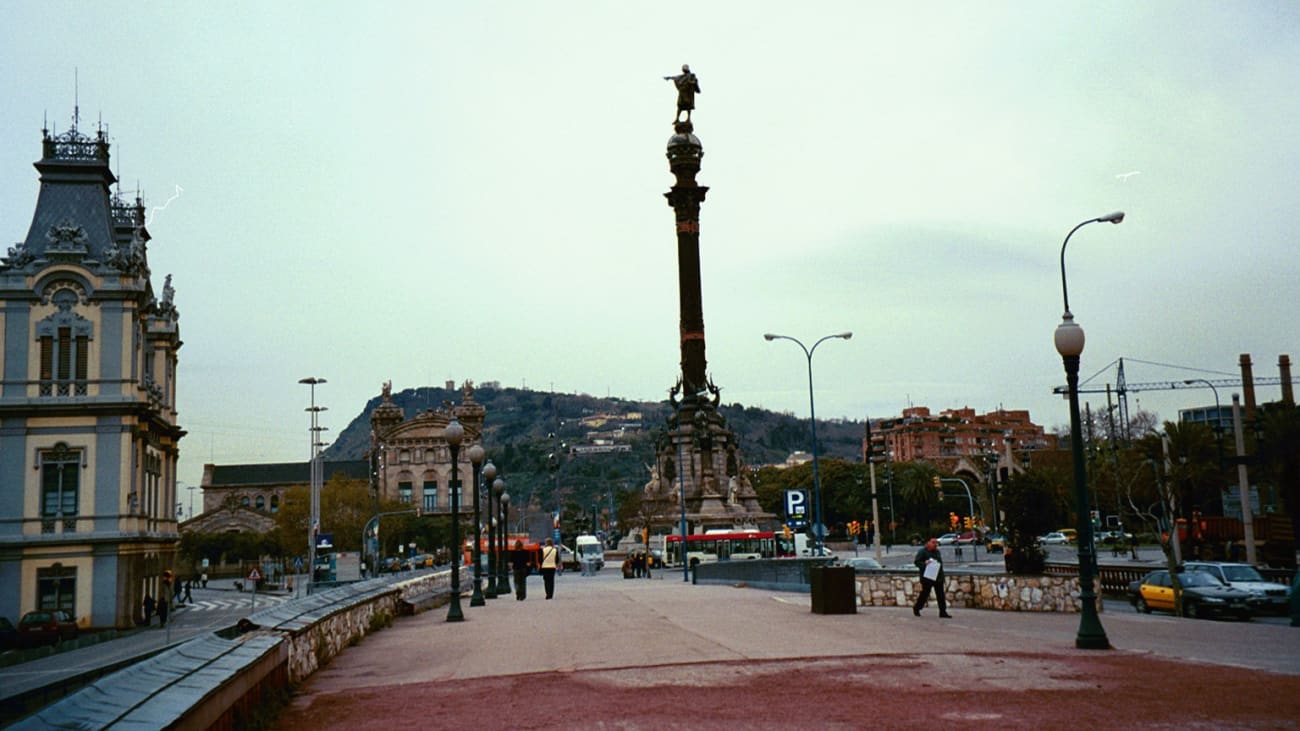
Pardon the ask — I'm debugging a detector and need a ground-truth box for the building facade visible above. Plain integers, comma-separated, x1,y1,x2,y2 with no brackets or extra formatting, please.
870,406,1053,465
0,122,183,629
194,382,486,542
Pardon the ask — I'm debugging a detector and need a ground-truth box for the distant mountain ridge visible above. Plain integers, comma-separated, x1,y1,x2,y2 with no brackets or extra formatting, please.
322,384,866,510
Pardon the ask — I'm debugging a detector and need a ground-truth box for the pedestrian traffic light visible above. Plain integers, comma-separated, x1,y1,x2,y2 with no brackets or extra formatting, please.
963,516,973,530
933,476,941,489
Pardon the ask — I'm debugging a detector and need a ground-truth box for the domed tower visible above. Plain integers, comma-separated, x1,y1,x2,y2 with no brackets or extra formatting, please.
646,67,773,533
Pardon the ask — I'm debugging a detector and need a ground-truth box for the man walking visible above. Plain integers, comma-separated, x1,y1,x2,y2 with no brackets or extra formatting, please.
913,537,951,618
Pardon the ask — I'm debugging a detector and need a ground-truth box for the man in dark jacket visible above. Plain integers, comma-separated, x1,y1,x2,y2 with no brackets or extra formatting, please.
913,537,951,618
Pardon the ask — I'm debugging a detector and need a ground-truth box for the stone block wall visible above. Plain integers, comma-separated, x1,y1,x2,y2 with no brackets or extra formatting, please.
854,572,1087,613
283,566,467,683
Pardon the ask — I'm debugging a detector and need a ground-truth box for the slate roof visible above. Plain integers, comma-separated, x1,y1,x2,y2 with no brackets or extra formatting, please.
209,460,370,487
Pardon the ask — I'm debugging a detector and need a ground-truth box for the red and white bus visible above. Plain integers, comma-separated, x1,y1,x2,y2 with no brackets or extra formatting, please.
661,530,778,568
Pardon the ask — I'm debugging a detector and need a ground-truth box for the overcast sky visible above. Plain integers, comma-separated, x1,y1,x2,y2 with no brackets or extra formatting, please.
3,2,1297,513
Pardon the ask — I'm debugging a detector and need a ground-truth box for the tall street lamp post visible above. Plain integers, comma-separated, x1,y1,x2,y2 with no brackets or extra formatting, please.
499,489,511,594
299,377,326,595
494,477,509,595
764,331,852,556
444,417,465,622
1183,379,1226,464
467,444,486,607
1055,210,1123,650
483,462,499,598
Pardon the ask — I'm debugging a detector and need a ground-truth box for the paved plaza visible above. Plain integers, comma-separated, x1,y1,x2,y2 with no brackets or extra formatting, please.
272,565,1300,730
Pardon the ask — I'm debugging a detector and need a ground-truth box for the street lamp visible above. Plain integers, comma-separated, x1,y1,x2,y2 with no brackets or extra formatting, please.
444,416,465,622
299,377,326,594
1055,211,1122,650
499,489,511,595
1183,379,1226,464
467,444,486,607
764,331,852,556
482,461,499,598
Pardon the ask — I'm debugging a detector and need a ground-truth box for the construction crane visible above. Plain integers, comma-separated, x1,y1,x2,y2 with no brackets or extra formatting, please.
1052,357,1283,442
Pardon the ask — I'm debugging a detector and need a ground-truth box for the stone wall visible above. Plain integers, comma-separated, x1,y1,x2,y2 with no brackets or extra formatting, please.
854,571,1089,613
279,567,467,684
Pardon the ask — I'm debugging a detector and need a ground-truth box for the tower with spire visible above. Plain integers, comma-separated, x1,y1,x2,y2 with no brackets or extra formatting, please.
0,115,183,630
643,67,773,533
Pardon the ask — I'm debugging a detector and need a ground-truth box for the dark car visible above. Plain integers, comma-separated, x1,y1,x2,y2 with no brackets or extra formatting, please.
17,609,79,646
1130,570,1252,620
0,617,18,650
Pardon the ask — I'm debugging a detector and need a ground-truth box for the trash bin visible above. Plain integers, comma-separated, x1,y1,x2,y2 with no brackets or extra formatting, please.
810,565,857,614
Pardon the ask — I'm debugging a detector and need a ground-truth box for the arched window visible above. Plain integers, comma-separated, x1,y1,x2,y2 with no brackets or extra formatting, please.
255,496,265,511
241,496,250,508
270,495,280,513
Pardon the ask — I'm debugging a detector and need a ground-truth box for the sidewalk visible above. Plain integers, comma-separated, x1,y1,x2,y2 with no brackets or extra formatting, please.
272,567,1299,730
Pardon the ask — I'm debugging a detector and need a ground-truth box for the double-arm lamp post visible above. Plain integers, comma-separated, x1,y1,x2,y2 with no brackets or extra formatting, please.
1056,211,1123,650
764,331,852,556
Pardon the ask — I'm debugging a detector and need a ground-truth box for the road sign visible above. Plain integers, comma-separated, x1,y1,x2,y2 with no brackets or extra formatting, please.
293,556,304,572
316,533,334,550
784,489,809,528
248,568,262,582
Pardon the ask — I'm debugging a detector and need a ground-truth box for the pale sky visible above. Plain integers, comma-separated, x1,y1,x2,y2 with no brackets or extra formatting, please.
2,2,1297,513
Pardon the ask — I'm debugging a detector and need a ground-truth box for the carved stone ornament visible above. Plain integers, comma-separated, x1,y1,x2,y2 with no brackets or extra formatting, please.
103,227,149,276
1,241,35,269
46,220,90,254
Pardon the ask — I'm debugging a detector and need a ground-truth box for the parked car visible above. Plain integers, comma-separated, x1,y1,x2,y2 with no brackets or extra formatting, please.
983,534,1006,552
0,617,18,650
840,557,883,571
1039,532,1070,545
1182,561,1290,614
955,532,977,545
17,609,79,646
1130,569,1252,620
936,533,959,546
1055,528,1078,543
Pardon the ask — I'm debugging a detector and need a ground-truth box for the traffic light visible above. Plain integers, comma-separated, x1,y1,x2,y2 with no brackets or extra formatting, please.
949,512,959,529
847,520,859,537
933,476,941,489
162,569,174,587
963,516,973,530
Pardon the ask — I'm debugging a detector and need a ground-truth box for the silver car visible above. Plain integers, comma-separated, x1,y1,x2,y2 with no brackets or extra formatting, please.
1183,561,1289,614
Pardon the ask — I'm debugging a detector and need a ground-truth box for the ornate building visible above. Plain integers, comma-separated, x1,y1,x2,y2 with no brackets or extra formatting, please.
193,382,486,540
0,120,183,629
642,68,773,533
369,381,485,512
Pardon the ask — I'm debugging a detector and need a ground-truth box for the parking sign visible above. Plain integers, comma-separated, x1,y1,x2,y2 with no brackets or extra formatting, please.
784,489,809,528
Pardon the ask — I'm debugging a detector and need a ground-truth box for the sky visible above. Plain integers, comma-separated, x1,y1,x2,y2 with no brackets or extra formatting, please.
2,2,1297,516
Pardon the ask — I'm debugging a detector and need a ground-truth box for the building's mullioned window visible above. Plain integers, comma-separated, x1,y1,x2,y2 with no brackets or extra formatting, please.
37,564,76,615
40,443,79,533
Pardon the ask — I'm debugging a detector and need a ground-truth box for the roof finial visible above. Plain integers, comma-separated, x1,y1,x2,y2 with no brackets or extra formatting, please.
73,67,80,131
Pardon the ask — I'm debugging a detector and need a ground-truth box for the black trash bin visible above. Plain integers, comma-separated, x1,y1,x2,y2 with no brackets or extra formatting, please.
810,565,857,614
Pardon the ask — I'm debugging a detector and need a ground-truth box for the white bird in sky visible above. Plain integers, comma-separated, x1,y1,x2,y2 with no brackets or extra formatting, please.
1115,171,1141,181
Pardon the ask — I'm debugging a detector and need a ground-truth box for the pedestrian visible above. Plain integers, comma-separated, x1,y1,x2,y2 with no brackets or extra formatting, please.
1129,532,1140,561
912,537,951,618
511,540,532,600
157,594,170,628
633,551,644,578
644,552,653,579
201,572,208,588
184,579,193,604
539,538,560,599
142,594,156,626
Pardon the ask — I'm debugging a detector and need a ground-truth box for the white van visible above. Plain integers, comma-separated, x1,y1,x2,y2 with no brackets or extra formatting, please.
575,534,605,571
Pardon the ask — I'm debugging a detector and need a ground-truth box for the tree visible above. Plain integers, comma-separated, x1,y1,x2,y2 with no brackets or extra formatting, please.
273,475,380,557
998,469,1068,573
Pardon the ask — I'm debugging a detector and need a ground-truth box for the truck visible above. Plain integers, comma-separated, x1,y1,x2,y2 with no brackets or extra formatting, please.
575,534,605,571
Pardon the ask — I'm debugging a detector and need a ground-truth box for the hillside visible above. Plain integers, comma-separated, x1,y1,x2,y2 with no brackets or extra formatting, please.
323,384,866,516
